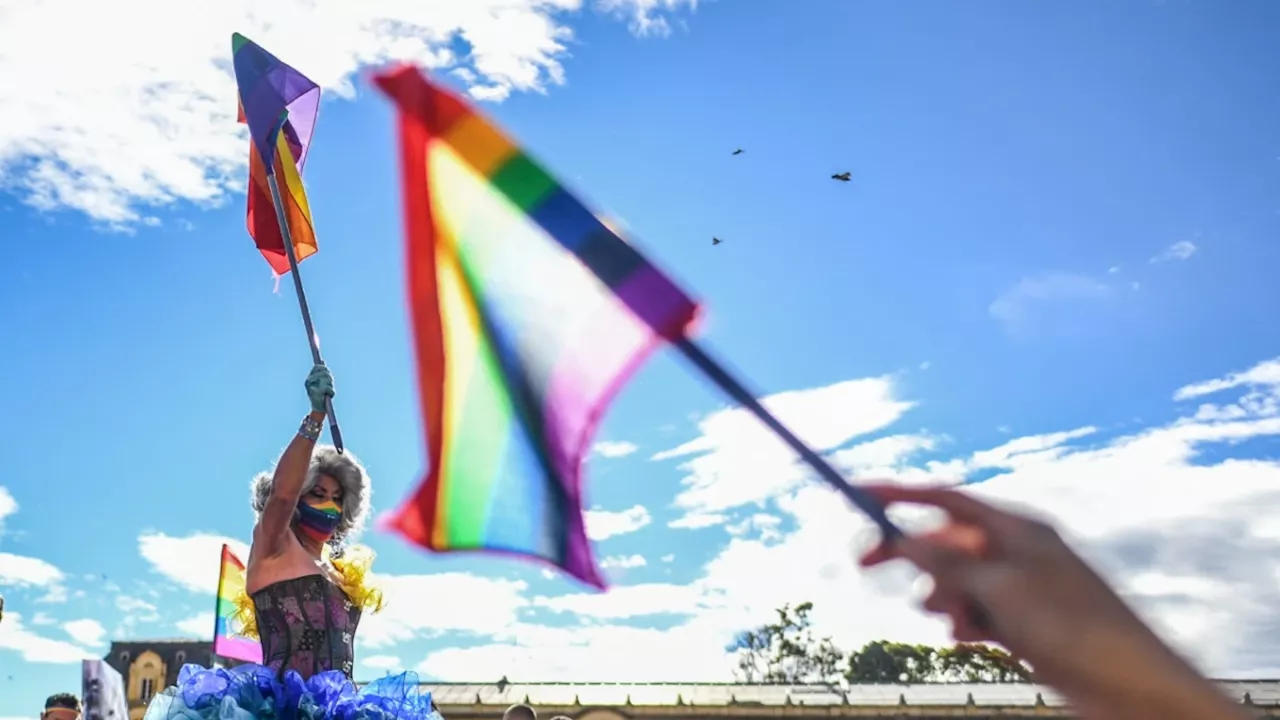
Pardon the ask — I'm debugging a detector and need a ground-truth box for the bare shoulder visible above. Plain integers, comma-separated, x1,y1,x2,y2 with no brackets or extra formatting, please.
246,537,311,595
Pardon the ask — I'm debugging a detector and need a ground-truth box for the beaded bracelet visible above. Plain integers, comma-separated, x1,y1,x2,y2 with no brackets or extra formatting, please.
298,415,323,442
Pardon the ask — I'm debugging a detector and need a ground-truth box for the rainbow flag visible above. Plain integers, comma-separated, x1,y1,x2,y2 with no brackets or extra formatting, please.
213,544,262,663
374,66,700,589
232,33,320,275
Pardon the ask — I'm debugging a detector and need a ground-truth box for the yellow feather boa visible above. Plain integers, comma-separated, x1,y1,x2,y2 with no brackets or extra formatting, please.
231,544,385,642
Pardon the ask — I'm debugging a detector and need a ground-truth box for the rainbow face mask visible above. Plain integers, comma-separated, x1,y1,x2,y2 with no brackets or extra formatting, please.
296,499,342,542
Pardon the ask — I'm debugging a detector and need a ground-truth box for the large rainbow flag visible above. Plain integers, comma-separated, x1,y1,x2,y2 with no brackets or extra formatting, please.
232,33,320,276
213,544,262,663
374,66,701,589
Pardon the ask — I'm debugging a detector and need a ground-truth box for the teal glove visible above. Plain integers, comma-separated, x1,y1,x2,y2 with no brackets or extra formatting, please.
304,364,335,414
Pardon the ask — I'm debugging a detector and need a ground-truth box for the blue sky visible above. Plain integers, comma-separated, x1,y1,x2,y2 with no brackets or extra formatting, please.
4,0,1280,714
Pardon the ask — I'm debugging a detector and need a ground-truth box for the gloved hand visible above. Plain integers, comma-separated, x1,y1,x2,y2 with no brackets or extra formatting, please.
304,364,335,414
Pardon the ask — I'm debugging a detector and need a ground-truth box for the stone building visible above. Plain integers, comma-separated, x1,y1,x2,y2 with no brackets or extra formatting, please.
98,641,1280,719
103,639,215,720
421,680,1280,719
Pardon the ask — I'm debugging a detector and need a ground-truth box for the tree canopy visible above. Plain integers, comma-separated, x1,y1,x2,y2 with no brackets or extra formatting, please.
729,601,1033,684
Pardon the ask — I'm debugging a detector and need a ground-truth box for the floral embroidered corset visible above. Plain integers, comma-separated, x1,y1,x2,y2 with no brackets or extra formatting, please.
251,574,361,680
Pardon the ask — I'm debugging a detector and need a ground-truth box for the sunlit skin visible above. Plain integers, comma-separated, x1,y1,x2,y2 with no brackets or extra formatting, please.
247,396,347,596
43,710,79,720
246,472,345,593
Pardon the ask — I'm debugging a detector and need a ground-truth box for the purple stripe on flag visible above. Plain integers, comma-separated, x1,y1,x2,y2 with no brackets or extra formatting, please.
613,265,699,340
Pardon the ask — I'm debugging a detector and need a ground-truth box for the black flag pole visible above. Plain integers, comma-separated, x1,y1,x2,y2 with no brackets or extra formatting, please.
674,337,899,538
675,338,1001,632
265,170,345,453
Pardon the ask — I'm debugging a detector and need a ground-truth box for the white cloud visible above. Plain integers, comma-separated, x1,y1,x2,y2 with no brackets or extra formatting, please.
1174,358,1280,401
966,427,1096,470
138,532,248,594
532,582,707,619
656,377,914,522
0,552,66,589
0,0,694,227
0,487,16,533
63,618,107,647
361,655,403,670
593,440,640,458
988,272,1111,330
30,612,56,626
584,505,651,540
1151,240,1198,263
725,514,782,542
660,554,675,563
174,613,213,639
0,613,94,663
418,617,735,681
830,433,937,476
665,512,728,529
412,355,1280,681
116,595,159,614
599,554,647,569
358,573,531,649
594,0,697,37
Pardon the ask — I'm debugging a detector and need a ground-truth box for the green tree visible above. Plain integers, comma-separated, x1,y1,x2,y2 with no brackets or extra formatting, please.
729,601,845,683
935,643,1033,682
846,641,939,684
732,602,1033,684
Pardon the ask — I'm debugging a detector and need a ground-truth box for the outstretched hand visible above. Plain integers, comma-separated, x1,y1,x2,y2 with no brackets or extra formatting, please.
859,484,1247,719
304,364,334,414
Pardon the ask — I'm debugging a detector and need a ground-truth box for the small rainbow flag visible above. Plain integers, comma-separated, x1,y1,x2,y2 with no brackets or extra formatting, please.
232,33,321,276
213,544,262,663
374,66,700,589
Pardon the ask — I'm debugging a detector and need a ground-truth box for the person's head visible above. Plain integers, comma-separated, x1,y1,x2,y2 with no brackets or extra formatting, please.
502,704,536,720
251,446,371,554
42,694,80,720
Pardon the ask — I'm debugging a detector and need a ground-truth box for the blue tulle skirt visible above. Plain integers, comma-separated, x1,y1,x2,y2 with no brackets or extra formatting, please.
143,664,443,720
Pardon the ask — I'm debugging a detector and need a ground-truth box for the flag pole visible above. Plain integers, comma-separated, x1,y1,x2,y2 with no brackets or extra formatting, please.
265,169,345,453
674,338,901,539
674,339,997,631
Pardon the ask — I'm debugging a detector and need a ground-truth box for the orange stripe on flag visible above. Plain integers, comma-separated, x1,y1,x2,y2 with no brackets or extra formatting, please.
245,132,317,275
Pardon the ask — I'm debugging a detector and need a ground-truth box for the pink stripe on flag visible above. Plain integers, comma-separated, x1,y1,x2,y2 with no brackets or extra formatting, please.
541,295,658,580
213,636,263,664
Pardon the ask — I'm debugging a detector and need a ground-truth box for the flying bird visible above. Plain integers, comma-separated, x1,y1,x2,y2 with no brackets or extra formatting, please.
732,148,743,155
831,172,851,182
712,237,723,245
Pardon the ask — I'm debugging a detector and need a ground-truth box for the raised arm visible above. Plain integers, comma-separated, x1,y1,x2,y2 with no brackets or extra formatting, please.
253,364,335,559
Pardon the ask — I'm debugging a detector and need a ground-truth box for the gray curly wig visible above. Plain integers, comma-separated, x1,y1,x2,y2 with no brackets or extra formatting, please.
251,445,372,553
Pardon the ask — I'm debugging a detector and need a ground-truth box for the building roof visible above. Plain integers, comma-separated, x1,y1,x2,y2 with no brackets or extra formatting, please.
107,639,208,647
418,680,1280,708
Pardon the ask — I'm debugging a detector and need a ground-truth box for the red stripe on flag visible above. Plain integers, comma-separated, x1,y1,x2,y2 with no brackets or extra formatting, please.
374,67,446,550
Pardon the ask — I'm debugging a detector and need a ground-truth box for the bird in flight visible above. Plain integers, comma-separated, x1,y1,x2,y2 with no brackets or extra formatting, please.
712,237,723,245
732,148,744,155
831,172,852,182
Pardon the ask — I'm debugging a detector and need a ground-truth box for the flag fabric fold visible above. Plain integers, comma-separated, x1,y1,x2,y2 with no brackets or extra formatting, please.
231,33,320,275
374,65,700,589
213,544,262,664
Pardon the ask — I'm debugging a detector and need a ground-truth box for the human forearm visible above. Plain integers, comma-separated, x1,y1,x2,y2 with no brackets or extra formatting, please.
254,411,324,556
269,412,324,501
1075,644,1250,720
